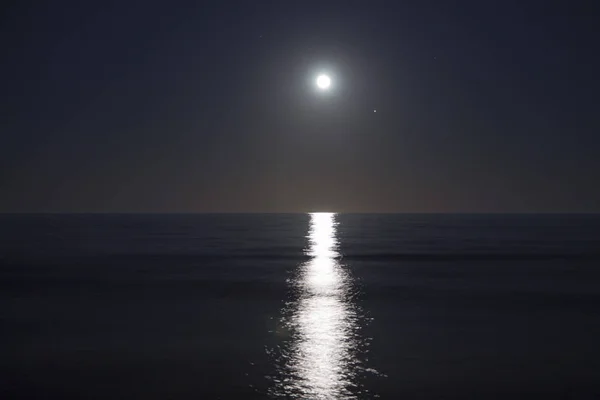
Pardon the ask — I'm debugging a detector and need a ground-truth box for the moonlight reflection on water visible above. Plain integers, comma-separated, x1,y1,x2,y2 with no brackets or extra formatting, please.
270,213,373,399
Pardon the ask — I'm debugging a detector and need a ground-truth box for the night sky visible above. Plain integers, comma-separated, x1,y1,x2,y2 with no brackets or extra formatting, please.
2,1,599,212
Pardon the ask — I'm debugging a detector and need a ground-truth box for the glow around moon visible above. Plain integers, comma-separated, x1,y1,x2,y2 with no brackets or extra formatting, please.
316,74,331,90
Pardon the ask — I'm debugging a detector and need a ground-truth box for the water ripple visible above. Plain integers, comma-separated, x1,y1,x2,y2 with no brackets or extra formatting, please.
270,213,378,399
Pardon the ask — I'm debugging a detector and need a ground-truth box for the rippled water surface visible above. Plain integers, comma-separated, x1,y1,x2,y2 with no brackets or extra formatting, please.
1,213,600,399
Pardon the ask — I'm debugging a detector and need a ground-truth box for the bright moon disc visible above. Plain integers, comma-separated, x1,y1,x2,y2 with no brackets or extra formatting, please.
316,74,331,89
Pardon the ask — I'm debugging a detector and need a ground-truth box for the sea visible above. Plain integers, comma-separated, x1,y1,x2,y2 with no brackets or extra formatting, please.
1,213,600,399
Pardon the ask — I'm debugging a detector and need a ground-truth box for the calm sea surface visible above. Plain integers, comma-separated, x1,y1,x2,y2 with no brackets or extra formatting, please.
1,213,600,399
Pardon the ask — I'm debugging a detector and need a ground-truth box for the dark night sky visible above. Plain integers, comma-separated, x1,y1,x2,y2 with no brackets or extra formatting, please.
1,1,599,212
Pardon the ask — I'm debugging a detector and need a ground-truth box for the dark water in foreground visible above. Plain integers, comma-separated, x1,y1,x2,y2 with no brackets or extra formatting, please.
1,213,600,399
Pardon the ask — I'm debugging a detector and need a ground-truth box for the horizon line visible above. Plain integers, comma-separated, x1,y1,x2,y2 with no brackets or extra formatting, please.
1,211,599,215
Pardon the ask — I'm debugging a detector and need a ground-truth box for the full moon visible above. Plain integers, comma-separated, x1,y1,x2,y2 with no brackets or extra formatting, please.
316,74,331,89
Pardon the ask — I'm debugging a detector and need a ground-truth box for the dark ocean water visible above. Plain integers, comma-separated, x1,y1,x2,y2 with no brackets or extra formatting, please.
1,213,600,399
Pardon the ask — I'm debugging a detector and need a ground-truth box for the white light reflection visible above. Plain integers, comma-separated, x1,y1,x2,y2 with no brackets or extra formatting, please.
272,212,364,399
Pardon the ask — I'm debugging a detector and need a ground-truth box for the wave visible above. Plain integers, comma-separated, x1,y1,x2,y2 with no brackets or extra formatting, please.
3,251,600,266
